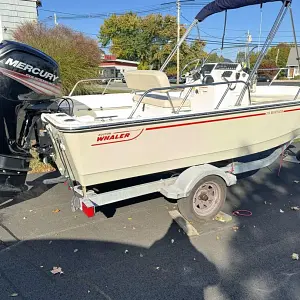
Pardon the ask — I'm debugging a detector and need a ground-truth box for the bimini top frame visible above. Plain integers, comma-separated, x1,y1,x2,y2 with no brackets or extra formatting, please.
160,0,295,105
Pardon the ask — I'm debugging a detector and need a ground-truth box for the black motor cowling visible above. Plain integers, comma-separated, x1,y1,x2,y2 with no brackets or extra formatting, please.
0,40,62,194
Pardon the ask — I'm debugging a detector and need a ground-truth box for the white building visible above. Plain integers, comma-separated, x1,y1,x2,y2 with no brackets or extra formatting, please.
0,0,38,41
100,54,139,79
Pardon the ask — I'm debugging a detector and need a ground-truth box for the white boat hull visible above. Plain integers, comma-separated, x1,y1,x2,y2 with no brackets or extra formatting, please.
44,101,300,187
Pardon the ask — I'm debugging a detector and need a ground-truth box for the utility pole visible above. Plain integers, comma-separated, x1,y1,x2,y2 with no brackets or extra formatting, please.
275,48,280,65
246,30,252,68
54,13,58,26
176,0,180,84
161,0,194,84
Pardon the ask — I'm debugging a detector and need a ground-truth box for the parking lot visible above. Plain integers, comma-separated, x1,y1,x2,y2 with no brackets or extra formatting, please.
2,145,300,299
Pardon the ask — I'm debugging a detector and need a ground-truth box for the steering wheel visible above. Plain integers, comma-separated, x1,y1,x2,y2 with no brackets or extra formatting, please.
180,58,203,83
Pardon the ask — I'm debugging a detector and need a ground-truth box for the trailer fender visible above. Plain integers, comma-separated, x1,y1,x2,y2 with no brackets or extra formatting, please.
166,164,237,199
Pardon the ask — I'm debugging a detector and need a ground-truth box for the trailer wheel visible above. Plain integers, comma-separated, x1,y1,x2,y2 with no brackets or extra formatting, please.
178,175,226,222
71,196,80,212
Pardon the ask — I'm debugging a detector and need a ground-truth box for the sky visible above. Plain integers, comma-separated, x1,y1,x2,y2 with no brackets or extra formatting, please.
38,0,300,57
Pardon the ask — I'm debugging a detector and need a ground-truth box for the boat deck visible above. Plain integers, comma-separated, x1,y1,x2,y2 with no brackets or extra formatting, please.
252,95,297,105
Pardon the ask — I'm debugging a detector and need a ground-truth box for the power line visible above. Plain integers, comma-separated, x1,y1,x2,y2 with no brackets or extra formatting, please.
42,6,176,22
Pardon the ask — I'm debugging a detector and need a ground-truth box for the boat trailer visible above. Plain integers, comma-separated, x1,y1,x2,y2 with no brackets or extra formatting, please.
62,142,293,221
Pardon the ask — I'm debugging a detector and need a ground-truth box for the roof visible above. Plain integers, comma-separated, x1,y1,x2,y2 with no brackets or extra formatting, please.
287,47,300,66
100,54,139,65
115,59,139,64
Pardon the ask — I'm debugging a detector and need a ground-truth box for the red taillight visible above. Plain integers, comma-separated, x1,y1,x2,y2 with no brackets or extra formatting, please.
82,203,95,218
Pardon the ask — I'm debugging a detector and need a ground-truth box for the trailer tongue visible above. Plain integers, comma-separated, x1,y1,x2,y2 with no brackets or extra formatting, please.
0,40,62,193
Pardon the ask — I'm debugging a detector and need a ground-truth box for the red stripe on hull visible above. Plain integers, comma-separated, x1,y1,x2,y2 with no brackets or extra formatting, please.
284,108,300,113
146,112,266,131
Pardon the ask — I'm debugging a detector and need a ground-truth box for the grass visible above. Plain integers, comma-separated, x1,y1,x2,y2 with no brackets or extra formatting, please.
29,149,56,174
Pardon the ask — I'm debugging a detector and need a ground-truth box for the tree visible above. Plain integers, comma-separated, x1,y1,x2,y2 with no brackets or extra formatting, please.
205,53,224,63
258,60,278,78
13,22,102,94
266,43,292,68
99,13,206,75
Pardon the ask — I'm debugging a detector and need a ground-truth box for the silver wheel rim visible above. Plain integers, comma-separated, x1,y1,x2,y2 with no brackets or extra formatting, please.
192,181,222,217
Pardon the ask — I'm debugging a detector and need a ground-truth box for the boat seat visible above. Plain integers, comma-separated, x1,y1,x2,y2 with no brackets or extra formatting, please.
124,70,190,109
125,70,171,91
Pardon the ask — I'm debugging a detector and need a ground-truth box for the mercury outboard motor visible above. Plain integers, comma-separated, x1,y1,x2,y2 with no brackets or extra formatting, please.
0,40,62,194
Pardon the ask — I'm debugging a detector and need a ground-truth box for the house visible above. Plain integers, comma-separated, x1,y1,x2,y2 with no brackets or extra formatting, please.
99,54,139,79
286,47,300,78
0,0,38,41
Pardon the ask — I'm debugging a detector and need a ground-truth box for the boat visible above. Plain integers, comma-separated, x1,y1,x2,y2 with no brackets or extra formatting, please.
0,0,299,220
44,0,299,187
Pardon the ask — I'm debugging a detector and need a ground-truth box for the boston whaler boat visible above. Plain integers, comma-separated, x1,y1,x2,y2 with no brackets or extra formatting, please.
1,0,300,221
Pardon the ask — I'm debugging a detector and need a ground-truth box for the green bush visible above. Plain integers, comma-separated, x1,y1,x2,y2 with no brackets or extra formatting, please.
13,22,102,94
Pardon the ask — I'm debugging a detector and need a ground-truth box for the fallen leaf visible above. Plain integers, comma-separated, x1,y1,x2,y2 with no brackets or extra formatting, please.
51,266,63,275
215,212,232,223
232,226,239,232
132,227,136,230
292,253,299,260
291,206,300,211
216,236,220,240
280,209,284,213
128,218,132,221
10,293,18,297
52,209,60,213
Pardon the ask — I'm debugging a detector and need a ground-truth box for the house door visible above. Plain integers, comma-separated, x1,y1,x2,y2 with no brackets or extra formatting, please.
290,67,295,78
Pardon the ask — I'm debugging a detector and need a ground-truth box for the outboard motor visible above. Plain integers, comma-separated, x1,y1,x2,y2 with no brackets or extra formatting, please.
0,40,62,194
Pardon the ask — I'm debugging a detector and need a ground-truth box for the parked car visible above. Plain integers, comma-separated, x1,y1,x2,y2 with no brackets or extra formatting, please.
257,75,271,82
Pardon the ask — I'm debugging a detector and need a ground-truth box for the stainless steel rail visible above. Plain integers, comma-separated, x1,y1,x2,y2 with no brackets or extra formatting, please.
128,80,250,119
68,77,127,97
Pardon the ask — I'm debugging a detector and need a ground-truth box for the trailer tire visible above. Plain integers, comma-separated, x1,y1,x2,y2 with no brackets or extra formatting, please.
177,175,226,222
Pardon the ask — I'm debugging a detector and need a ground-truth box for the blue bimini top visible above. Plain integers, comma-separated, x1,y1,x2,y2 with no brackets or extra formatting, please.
195,0,286,22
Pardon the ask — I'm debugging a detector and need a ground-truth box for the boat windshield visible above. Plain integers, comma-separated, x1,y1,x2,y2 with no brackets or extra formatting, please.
201,64,216,75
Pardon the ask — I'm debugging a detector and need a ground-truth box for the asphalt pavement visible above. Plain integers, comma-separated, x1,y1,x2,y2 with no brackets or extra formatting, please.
2,146,300,299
